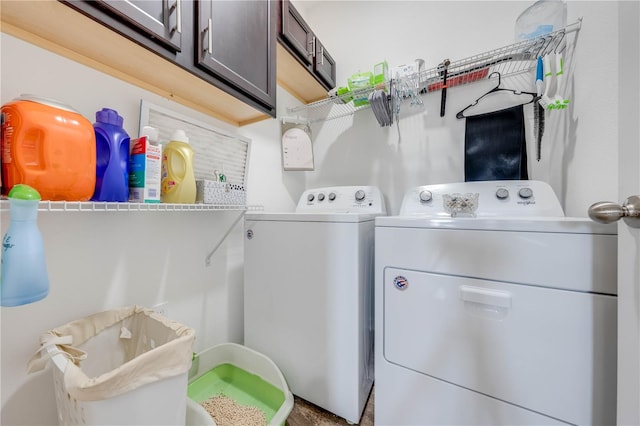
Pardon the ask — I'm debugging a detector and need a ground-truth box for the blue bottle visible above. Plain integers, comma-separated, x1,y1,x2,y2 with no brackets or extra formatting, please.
1,184,49,306
92,108,130,202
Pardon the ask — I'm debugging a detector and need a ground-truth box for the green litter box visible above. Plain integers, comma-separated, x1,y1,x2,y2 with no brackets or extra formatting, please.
186,343,293,426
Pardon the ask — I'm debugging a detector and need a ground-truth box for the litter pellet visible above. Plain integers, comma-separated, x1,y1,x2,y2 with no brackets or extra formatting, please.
200,394,267,426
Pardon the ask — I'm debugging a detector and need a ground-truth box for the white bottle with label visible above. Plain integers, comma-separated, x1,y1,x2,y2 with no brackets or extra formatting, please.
161,130,196,204
129,126,162,203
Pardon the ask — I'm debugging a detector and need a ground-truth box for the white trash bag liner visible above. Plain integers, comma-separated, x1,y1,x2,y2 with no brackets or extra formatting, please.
28,305,195,425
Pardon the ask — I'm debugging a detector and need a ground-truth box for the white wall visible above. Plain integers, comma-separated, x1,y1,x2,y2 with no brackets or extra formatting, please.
240,90,306,211
1,1,624,424
0,34,296,425
293,1,619,216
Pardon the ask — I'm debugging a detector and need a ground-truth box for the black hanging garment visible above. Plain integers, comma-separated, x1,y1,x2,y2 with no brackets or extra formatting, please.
464,104,528,182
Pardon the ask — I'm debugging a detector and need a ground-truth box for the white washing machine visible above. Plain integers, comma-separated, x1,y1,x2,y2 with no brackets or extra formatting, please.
375,180,618,425
244,186,386,424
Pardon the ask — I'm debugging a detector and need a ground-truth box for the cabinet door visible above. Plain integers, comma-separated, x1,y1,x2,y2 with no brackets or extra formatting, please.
196,0,276,110
280,0,313,66
314,39,336,89
81,0,182,52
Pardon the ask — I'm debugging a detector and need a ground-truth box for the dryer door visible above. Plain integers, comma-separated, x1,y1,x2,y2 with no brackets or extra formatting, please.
382,267,616,426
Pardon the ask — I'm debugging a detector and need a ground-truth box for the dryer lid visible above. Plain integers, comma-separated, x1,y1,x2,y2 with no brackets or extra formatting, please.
375,216,617,234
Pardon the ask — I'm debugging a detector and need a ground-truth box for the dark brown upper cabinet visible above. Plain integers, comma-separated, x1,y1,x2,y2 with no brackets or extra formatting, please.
60,0,276,118
279,0,336,90
62,0,183,53
94,0,182,52
314,38,336,89
196,0,277,110
281,1,313,67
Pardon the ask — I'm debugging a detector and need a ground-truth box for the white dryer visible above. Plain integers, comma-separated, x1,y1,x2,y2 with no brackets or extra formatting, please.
375,180,617,425
244,186,385,424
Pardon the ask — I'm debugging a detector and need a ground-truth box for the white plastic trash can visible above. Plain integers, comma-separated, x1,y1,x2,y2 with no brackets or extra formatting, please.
28,305,196,425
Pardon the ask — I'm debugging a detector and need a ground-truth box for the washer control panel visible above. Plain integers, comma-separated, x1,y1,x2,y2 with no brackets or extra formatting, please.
400,180,564,217
296,186,386,214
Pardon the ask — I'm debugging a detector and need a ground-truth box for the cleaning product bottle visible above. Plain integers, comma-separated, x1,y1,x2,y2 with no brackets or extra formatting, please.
161,129,196,204
129,126,162,203
92,108,130,202
1,95,96,201
1,184,49,307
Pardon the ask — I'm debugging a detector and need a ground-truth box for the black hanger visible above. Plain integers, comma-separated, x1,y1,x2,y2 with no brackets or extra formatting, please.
456,72,537,119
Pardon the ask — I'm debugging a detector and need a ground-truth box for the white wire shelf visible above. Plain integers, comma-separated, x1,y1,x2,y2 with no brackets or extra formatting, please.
287,20,581,123
0,200,263,212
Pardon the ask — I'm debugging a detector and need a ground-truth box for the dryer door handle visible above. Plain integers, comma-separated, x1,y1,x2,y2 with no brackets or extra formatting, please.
460,286,512,308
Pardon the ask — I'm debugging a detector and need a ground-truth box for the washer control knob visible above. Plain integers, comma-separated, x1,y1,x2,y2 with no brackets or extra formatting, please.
419,190,433,203
496,188,510,200
328,192,336,201
318,193,325,201
518,187,534,199
307,193,315,202
355,190,366,202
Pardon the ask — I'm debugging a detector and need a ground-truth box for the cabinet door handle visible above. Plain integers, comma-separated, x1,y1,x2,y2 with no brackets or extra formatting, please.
207,18,213,54
176,0,181,34
319,45,324,66
169,0,181,34
309,36,316,58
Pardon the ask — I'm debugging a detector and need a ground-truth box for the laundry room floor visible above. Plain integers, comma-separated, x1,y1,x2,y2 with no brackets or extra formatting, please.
286,388,374,425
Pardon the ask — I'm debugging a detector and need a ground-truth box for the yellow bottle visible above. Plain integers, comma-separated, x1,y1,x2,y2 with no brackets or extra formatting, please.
161,130,196,204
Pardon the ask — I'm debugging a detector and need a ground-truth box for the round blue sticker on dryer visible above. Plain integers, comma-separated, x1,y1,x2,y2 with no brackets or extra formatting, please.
393,276,408,290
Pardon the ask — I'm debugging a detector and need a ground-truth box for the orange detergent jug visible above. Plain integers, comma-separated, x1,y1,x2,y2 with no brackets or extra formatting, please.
1,95,96,201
